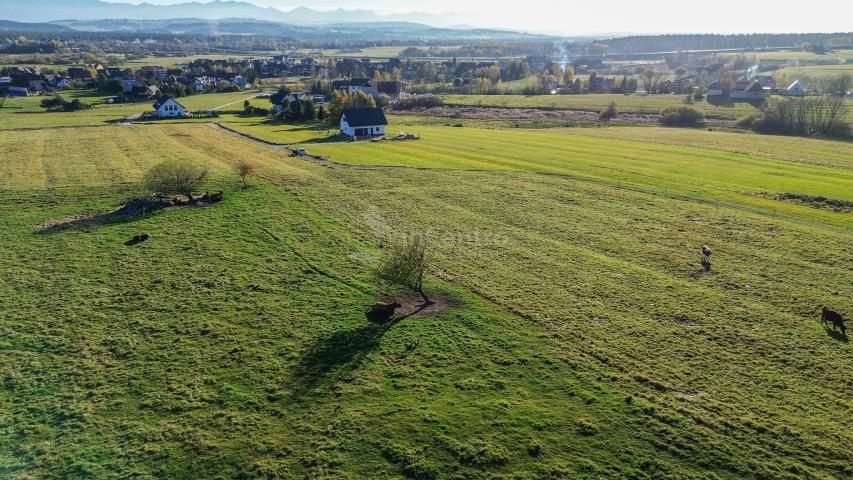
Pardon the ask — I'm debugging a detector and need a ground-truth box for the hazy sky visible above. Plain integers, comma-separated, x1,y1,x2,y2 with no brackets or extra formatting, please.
113,1,853,34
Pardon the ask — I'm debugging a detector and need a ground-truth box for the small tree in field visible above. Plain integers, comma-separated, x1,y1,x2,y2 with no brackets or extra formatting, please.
143,160,208,202
377,234,430,303
599,101,618,121
236,160,256,189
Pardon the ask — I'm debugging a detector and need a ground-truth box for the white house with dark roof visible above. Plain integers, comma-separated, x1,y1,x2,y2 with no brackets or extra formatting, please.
340,108,388,138
153,97,188,118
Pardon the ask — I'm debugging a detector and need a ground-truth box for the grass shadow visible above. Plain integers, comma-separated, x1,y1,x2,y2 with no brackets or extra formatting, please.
288,321,392,398
288,302,432,398
824,327,848,343
299,134,350,144
37,197,172,233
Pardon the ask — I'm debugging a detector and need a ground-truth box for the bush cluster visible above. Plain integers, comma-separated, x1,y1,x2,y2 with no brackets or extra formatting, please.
392,95,444,111
737,97,850,139
40,95,89,112
659,105,705,126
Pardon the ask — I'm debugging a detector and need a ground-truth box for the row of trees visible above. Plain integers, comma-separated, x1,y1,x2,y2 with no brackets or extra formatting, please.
581,33,853,55
326,90,378,125
738,97,850,138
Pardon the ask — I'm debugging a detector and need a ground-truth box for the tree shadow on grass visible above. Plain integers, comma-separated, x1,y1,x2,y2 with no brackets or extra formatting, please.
287,303,431,399
36,197,173,233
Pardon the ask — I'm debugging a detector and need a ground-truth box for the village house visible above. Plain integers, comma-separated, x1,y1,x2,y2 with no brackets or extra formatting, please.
705,80,725,97
729,81,766,100
153,96,188,118
10,67,44,91
50,75,71,90
8,86,30,97
786,80,805,96
754,75,777,92
672,76,697,94
333,77,372,95
339,107,388,139
67,67,95,83
121,78,144,93
231,75,248,89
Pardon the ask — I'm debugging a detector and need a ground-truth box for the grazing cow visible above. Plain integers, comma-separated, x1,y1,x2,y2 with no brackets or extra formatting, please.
822,307,846,335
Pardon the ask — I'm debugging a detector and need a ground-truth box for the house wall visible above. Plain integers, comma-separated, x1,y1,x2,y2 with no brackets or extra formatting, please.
729,91,766,100
157,100,187,118
340,117,384,138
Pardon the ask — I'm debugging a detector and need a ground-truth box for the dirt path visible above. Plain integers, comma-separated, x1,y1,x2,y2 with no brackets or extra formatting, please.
208,122,411,171
209,92,265,111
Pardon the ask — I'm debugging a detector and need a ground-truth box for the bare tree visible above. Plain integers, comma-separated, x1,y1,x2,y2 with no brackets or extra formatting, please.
376,234,430,303
641,69,662,94
236,160,256,189
826,74,851,96
143,160,208,202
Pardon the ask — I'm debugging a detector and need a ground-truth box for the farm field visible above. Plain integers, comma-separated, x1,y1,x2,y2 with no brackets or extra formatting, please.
297,45,412,59
441,94,762,120
755,49,853,62
0,90,261,130
775,63,853,80
124,54,268,67
0,102,851,479
304,123,853,227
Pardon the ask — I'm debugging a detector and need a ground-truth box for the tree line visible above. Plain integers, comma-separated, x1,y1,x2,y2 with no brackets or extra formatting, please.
574,33,853,54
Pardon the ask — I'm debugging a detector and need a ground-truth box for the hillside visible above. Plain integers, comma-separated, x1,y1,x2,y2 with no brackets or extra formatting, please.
0,92,850,479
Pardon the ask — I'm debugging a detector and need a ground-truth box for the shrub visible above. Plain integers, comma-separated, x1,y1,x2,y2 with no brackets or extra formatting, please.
599,101,618,121
236,161,256,189
392,95,444,111
736,112,762,129
376,234,430,303
40,95,88,112
143,160,209,202
659,105,705,126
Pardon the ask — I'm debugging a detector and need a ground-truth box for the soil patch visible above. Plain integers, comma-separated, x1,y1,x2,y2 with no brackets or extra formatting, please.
759,192,853,213
375,292,459,321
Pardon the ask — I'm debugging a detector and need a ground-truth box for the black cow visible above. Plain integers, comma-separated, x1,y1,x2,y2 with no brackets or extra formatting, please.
822,307,846,335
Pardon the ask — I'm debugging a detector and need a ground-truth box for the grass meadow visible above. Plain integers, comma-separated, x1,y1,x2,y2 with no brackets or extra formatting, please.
0,90,261,130
0,97,851,479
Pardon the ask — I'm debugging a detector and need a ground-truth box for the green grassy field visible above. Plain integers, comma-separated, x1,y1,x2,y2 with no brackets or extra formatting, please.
0,102,851,479
775,63,853,81
441,94,762,120
756,49,853,62
0,90,261,130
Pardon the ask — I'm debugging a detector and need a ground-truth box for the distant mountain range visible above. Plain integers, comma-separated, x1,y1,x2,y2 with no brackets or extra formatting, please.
0,20,73,33
0,17,551,41
3,0,458,27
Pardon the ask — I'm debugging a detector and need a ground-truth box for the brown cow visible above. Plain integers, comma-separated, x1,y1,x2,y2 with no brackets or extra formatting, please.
370,301,401,317
822,307,846,335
